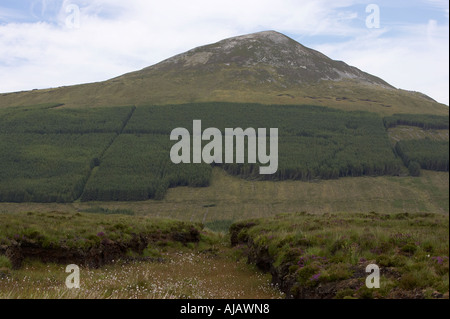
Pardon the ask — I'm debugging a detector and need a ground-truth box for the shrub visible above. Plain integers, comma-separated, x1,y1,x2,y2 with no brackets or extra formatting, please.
323,263,353,282
0,255,12,269
296,263,322,286
400,243,418,255
335,288,356,299
408,161,421,177
356,285,374,299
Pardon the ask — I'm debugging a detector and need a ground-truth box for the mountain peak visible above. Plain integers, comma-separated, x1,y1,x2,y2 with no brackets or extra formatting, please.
220,30,293,43
146,30,392,89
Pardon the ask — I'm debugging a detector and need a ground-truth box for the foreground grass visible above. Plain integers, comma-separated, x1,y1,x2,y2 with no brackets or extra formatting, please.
1,210,448,299
230,211,449,299
0,245,283,299
0,211,283,299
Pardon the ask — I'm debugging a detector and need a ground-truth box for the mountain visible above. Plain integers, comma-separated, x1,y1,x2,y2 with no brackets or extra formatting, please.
140,30,392,87
0,31,448,301
0,30,447,115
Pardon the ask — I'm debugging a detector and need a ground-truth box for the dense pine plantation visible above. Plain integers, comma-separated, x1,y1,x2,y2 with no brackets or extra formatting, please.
395,140,449,172
385,113,449,173
126,103,403,181
0,133,116,202
81,134,211,201
0,104,134,202
0,103,135,134
384,113,449,130
0,102,448,202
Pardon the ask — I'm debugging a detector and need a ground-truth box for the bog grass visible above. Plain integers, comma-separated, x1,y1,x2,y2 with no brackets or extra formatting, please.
0,245,284,299
230,211,449,298
0,211,200,250
0,211,283,299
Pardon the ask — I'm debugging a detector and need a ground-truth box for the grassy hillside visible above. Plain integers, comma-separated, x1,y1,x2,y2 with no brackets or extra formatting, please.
1,79,447,116
1,168,448,227
388,127,449,143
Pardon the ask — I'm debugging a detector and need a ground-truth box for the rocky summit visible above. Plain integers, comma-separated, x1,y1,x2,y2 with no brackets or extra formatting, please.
147,30,392,88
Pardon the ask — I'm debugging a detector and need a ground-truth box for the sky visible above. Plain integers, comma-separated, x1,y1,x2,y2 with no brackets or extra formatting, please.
0,0,448,105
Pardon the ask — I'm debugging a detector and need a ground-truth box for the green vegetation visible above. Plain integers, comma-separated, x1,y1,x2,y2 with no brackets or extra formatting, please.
123,102,403,180
230,212,449,299
0,211,201,249
0,255,12,269
80,134,211,201
0,211,283,299
0,104,136,202
408,161,421,177
203,219,235,233
1,209,448,299
80,207,135,216
0,240,283,299
395,140,449,172
0,211,202,270
1,102,448,203
0,104,135,134
1,168,448,223
0,133,116,202
384,114,449,130
384,113,449,174
387,126,448,144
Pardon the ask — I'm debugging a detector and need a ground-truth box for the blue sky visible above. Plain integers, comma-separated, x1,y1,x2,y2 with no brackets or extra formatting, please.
0,0,448,104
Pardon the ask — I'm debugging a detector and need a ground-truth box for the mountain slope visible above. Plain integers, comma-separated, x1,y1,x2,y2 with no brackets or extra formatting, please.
0,30,447,115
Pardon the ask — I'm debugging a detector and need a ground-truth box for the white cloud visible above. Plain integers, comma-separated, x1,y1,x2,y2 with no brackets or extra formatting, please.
312,19,449,105
0,0,448,105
